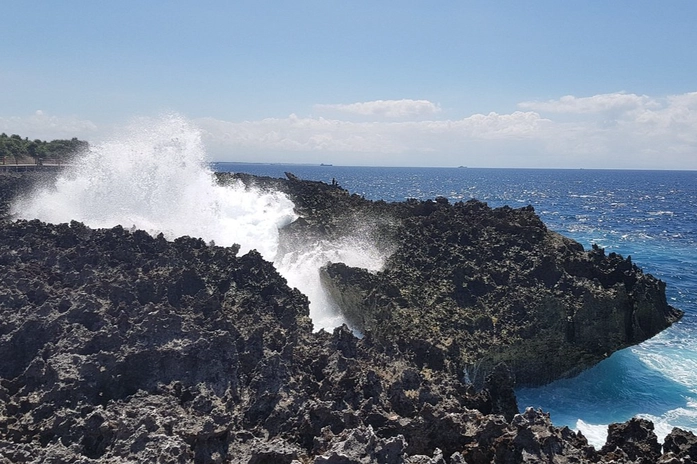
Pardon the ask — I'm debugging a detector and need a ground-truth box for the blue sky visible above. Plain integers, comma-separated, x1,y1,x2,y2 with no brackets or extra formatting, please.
2,1,697,169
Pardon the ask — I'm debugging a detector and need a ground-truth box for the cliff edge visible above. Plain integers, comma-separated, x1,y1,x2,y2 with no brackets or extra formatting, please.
222,172,683,386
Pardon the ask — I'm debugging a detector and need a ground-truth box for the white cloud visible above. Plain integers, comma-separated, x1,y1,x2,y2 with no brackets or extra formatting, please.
198,116,406,154
198,91,697,169
518,92,659,114
0,111,98,140
5,92,697,169
197,110,546,156
423,111,549,138
315,99,441,118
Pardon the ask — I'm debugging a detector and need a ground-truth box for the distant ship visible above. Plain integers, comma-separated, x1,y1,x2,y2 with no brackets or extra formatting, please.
320,163,333,166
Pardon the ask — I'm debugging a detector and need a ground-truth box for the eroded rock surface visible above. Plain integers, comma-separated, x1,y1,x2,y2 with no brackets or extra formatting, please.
0,172,690,462
224,172,682,386
0,219,567,462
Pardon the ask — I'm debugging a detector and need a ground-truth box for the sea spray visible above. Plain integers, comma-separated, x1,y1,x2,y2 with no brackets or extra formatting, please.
12,114,385,331
12,115,296,259
275,235,388,331
574,420,610,449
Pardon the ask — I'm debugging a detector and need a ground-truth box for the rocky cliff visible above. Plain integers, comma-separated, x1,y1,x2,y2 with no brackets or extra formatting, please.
0,171,691,463
221,172,683,386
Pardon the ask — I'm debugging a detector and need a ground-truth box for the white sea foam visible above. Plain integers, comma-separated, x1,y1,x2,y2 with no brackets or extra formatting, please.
12,114,385,331
576,412,690,451
570,331,697,450
634,346,697,389
638,407,697,442
648,211,674,216
575,419,608,449
629,332,697,438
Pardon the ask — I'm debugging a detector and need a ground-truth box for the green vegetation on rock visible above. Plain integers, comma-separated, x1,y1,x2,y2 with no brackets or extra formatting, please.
0,133,89,165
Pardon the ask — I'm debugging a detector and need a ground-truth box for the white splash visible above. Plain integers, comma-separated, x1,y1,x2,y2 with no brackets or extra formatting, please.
12,114,386,331
276,235,387,331
12,115,297,259
575,419,608,449
577,414,688,451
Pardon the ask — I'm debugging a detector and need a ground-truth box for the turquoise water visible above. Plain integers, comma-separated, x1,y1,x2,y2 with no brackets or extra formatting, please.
214,163,697,446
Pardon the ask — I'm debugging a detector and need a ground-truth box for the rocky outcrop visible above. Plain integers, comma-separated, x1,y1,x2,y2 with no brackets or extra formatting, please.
216,172,397,258
0,219,612,462
320,199,682,385
0,172,690,462
0,218,570,462
223,172,682,386
600,418,662,463
662,427,697,462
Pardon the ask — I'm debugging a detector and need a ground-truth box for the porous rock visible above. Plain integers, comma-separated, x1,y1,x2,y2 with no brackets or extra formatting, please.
224,172,683,386
661,427,697,463
0,171,691,462
598,418,662,463
0,218,573,462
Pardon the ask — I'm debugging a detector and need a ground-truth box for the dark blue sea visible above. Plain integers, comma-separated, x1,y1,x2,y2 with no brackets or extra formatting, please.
213,162,697,446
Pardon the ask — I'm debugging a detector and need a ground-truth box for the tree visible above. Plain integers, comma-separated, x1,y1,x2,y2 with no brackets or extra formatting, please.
26,141,43,164
4,137,21,165
0,133,89,164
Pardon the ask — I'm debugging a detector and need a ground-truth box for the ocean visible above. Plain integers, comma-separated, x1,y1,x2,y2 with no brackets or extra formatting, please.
11,117,697,449
212,162,697,448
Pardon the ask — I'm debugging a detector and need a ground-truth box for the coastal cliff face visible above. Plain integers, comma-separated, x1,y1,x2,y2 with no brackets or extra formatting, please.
0,172,691,462
223,172,682,386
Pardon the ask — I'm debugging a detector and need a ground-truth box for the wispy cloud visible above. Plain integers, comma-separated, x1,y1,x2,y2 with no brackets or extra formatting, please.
315,99,441,118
